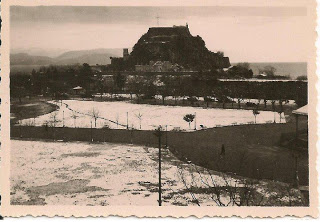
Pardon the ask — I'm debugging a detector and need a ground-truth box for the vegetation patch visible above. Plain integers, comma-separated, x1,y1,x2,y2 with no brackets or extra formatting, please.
11,99,58,124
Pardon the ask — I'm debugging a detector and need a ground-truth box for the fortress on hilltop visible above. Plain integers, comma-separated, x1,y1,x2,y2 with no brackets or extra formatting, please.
110,24,231,72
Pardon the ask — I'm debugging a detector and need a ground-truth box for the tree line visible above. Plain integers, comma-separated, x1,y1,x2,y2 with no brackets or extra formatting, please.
11,63,307,108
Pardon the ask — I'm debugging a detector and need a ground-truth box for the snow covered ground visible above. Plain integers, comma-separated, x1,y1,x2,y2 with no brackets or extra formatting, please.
11,140,304,206
20,100,285,131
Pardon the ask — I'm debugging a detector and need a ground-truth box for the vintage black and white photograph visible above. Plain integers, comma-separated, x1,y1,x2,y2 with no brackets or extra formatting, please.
0,0,318,218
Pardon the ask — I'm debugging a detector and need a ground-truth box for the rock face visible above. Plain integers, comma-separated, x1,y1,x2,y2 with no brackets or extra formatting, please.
111,25,231,71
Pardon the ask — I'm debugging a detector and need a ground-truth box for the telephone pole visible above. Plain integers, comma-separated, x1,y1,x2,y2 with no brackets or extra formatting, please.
156,15,160,26
158,131,162,206
154,126,163,206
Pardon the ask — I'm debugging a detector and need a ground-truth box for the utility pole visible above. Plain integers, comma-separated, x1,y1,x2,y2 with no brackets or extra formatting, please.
194,112,197,130
62,110,65,127
156,15,160,27
154,126,163,206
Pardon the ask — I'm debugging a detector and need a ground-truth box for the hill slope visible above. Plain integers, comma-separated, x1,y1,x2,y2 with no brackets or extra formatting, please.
11,48,124,66
10,53,54,65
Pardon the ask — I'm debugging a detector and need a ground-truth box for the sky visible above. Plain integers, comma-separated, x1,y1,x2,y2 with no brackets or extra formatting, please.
10,4,314,62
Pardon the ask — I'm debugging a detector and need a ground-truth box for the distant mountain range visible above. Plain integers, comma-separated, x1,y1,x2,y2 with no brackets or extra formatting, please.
10,48,125,66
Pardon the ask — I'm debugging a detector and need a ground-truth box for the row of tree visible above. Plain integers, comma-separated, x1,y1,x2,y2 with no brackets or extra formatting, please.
11,63,307,107
98,73,307,108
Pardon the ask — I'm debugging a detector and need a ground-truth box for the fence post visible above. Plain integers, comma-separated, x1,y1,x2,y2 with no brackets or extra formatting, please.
91,120,93,142
19,120,22,138
165,125,168,148
127,112,129,129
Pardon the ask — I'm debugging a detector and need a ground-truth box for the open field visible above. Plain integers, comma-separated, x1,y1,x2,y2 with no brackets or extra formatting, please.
20,100,285,131
11,139,306,206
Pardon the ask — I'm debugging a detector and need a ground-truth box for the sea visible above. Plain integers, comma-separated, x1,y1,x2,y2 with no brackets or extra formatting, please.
232,62,308,79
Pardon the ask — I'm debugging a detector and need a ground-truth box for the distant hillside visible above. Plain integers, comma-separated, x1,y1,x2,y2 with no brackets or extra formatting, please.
56,53,116,65
10,53,54,65
10,48,124,66
11,48,67,58
56,48,123,63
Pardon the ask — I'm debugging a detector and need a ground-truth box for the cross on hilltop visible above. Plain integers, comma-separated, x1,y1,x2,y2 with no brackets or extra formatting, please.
156,15,160,26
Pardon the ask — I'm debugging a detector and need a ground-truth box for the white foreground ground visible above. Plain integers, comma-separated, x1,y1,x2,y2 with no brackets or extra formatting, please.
11,140,304,206
21,100,285,131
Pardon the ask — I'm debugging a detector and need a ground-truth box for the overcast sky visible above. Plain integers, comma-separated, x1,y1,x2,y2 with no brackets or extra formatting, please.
10,5,313,62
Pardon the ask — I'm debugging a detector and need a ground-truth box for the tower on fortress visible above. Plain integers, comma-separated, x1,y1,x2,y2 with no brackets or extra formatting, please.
123,48,129,61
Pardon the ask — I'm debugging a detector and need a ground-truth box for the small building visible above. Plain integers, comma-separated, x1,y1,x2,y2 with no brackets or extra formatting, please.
72,86,84,95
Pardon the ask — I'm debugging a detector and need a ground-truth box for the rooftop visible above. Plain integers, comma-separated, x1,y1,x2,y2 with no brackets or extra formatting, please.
292,104,308,116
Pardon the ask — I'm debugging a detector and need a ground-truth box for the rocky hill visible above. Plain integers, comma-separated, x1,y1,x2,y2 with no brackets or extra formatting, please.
123,25,231,70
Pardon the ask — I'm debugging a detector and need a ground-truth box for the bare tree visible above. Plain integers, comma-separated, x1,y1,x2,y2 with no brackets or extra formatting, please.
71,111,79,128
177,168,200,206
49,112,60,128
49,112,60,141
115,113,119,128
278,108,284,123
135,112,143,129
178,164,262,206
90,108,100,128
